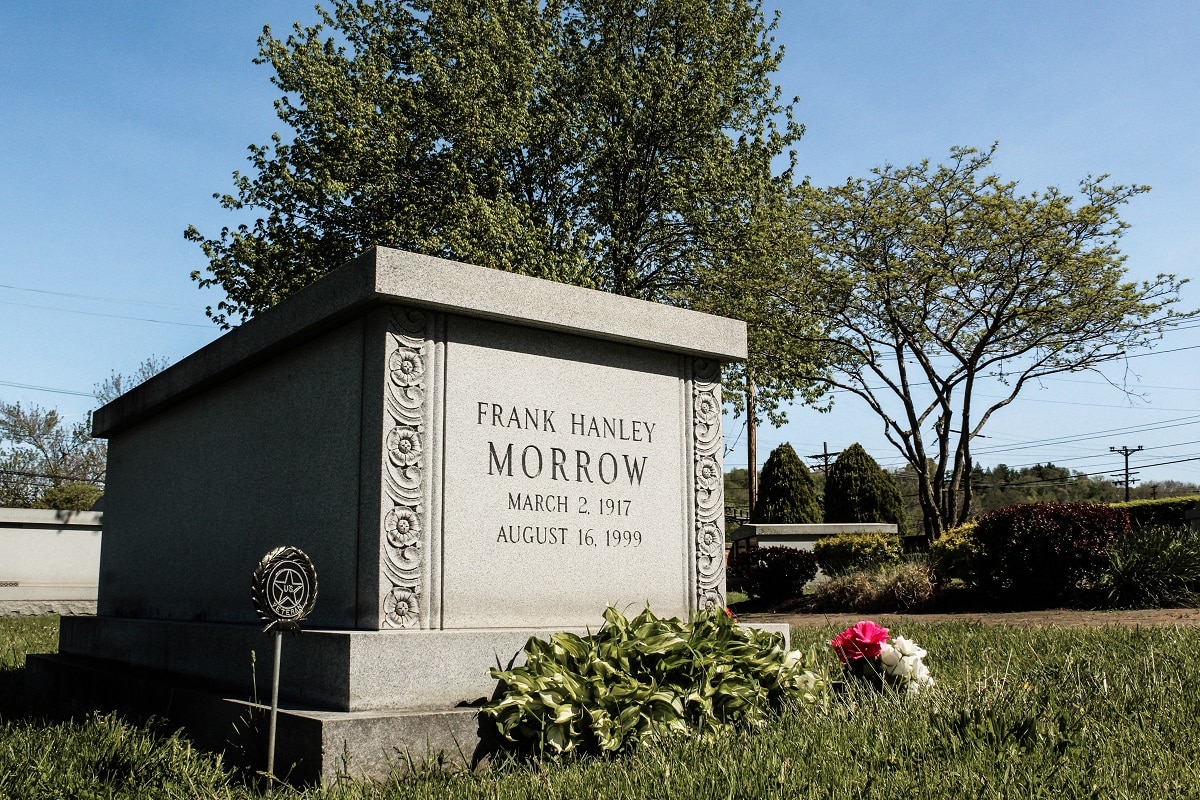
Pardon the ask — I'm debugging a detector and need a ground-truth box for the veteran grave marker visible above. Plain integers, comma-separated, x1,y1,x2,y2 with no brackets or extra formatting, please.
32,247,762,781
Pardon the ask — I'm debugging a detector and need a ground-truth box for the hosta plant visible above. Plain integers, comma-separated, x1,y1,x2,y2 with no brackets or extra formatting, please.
482,606,829,756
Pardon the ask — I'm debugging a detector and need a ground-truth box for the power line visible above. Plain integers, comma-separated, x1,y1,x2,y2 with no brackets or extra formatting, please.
1109,445,1144,502
723,420,746,457
1110,343,1200,360
971,392,1200,413
1040,376,1200,392
0,299,211,328
977,454,1200,490
896,454,1200,499
807,442,841,473
0,380,96,398
0,281,197,310
877,418,1200,467
981,439,1200,472
970,414,1200,457
0,468,104,485
779,412,1200,458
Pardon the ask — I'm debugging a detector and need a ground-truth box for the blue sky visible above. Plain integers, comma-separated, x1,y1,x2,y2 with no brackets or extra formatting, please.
2,2,1198,486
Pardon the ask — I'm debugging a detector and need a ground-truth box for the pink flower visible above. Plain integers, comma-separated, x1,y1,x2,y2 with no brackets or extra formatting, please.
831,621,890,664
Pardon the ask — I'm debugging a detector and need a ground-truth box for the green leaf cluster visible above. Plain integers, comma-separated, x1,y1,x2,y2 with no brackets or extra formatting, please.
1097,525,1200,609
31,482,103,511
807,560,934,613
482,606,828,756
727,547,819,603
184,0,835,424
1,358,164,508
0,403,106,508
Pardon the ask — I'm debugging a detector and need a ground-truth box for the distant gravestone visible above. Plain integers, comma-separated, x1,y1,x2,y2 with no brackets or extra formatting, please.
37,247,756,781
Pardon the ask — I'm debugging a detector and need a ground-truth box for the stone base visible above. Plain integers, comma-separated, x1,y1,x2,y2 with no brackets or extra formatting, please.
58,616,790,712
58,616,592,711
25,653,488,784
35,617,791,784
0,600,96,616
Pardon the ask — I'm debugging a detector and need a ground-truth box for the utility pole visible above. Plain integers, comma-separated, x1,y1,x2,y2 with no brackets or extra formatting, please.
1110,445,1143,502
746,374,758,520
808,442,841,473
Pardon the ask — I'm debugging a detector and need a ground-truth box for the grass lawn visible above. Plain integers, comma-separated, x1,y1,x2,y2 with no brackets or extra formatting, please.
3,615,1199,798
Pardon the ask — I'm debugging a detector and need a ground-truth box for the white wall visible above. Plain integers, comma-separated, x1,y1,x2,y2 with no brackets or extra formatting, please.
730,523,900,552
0,508,101,615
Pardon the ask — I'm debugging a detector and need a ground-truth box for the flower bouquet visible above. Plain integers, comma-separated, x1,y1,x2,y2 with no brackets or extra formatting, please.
830,620,933,694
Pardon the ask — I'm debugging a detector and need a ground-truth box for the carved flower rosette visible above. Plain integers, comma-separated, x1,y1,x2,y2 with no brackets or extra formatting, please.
380,309,428,629
692,359,725,610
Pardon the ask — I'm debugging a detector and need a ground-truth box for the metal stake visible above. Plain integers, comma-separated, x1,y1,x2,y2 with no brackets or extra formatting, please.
266,628,283,785
252,545,318,788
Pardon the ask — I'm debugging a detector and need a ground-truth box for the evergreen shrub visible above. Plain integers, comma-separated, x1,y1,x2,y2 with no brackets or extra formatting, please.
973,502,1130,606
814,531,903,577
753,443,821,524
930,521,982,584
823,443,908,535
1097,525,1200,608
727,547,819,603
1109,495,1200,529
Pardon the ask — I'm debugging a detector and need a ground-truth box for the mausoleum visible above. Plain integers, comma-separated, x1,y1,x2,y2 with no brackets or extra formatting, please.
30,246,764,781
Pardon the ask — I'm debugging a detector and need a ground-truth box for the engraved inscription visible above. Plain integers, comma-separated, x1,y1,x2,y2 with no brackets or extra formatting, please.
476,399,657,550
440,320,695,629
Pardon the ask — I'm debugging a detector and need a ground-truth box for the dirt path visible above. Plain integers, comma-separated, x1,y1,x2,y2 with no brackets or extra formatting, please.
741,607,1200,629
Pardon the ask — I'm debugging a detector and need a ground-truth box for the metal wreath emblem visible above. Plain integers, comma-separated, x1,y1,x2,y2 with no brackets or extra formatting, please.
252,546,318,632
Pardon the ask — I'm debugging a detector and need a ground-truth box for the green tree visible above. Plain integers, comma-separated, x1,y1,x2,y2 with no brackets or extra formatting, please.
1,357,168,508
823,443,908,535
0,403,106,508
969,462,1121,514
768,144,1195,538
753,443,820,524
186,0,804,323
723,468,750,509
185,0,831,452
33,482,104,512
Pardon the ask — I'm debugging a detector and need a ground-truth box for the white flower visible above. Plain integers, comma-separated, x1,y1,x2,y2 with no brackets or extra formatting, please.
914,662,933,685
891,635,927,659
877,634,934,693
879,642,901,669
903,664,934,694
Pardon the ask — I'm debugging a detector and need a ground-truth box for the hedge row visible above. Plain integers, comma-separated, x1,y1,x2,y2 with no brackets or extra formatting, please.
1109,495,1200,529
812,531,903,577
727,547,819,603
971,502,1130,606
933,501,1200,608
